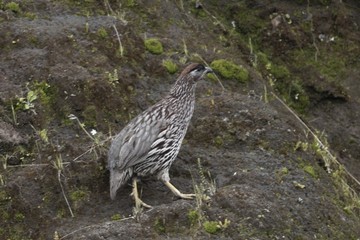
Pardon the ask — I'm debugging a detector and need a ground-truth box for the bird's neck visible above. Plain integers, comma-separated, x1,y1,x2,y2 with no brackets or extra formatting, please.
169,77,196,100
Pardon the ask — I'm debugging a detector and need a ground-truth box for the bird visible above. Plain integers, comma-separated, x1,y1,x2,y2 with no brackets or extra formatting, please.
108,63,213,208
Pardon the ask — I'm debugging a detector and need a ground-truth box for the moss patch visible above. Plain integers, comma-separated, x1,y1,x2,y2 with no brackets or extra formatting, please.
111,213,121,221
303,165,318,178
154,217,166,233
144,38,163,55
269,64,291,80
162,59,178,74
203,221,220,234
210,59,249,82
5,2,21,13
97,27,108,39
187,209,200,226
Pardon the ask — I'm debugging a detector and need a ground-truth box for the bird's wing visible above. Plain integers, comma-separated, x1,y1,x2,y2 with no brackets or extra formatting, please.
108,116,167,171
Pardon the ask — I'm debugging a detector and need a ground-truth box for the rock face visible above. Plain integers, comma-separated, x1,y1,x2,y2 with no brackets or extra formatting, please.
0,1,359,239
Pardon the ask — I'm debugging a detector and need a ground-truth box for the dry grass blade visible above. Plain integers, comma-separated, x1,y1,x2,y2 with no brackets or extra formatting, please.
112,24,124,57
54,154,74,218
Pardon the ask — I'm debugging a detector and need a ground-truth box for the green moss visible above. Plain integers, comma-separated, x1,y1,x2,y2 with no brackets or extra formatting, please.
276,167,289,183
14,213,25,222
257,52,270,67
24,12,37,20
269,64,291,80
56,208,66,218
69,188,90,211
162,59,178,74
214,136,224,147
124,0,136,7
187,209,200,226
291,48,345,82
281,167,289,175
70,189,89,201
203,221,220,234
144,38,163,55
210,59,249,82
303,165,318,178
110,213,121,221
97,27,108,39
5,2,20,13
154,217,165,233
271,75,309,114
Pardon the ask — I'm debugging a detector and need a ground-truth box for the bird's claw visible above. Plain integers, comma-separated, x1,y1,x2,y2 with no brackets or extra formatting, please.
177,193,196,200
135,197,152,209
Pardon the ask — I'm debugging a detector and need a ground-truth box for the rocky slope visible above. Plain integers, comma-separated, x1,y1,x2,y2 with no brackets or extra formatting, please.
0,0,359,239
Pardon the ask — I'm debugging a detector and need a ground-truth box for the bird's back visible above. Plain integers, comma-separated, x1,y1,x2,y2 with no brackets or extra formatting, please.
108,93,194,172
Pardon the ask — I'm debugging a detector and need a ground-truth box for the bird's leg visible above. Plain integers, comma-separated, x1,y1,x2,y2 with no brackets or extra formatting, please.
163,181,196,199
131,177,152,209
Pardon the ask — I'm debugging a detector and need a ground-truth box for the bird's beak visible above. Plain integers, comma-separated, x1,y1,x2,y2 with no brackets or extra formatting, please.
205,66,213,74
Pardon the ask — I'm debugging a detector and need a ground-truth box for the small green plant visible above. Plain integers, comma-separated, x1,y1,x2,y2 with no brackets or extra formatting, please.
162,59,178,74
210,59,249,82
14,212,25,222
69,189,89,202
35,128,49,144
111,213,122,221
154,217,165,233
16,88,38,111
106,69,119,85
218,218,231,230
214,135,223,147
97,27,108,38
24,12,37,20
144,38,163,55
70,188,90,211
5,2,20,13
303,165,318,178
295,140,309,152
275,167,289,182
187,209,201,226
268,64,290,80
15,81,52,114
203,221,220,234
196,158,216,197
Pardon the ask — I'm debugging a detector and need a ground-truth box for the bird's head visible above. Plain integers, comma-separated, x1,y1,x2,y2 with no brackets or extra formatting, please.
170,63,213,97
180,63,213,82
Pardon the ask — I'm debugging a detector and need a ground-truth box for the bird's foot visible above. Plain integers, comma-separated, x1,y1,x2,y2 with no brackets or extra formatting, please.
131,177,152,209
163,181,196,200
134,196,152,209
176,192,196,200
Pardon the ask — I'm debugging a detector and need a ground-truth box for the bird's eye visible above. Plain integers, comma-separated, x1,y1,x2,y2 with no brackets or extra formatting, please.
192,65,205,73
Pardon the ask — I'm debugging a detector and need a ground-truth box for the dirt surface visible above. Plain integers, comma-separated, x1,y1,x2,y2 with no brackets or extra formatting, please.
0,0,359,239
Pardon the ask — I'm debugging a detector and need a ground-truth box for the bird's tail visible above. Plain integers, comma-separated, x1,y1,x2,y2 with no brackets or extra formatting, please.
110,168,132,200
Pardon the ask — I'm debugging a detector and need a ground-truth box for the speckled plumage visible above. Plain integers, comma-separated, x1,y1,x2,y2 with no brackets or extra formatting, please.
108,63,212,205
